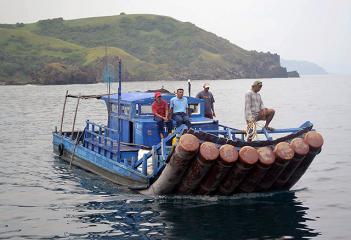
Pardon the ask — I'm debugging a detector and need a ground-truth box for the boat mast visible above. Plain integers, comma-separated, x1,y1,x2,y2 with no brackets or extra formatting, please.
117,58,122,162
105,45,111,119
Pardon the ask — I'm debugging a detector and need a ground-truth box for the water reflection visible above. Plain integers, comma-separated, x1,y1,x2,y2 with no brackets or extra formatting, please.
155,192,320,240
52,157,319,239
52,157,166,239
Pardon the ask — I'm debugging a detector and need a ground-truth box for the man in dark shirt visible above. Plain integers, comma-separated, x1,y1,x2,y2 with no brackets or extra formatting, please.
196,83,216,119
152,92,172,139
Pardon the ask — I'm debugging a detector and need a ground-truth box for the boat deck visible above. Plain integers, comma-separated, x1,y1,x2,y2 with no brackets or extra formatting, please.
84,135,141,152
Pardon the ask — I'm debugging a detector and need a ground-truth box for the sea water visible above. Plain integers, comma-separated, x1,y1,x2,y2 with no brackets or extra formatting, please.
0,75,350,239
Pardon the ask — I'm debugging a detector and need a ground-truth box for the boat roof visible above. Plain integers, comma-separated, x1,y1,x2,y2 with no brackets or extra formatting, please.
101,92,202,104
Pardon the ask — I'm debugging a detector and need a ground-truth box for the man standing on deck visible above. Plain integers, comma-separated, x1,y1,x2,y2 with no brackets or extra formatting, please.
170,88,191,129
245,80,275,130
152,92,172,139
196,83,216,119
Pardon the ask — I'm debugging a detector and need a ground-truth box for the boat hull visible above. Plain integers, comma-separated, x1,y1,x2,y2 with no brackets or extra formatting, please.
53,123,323,196
53,133,148,189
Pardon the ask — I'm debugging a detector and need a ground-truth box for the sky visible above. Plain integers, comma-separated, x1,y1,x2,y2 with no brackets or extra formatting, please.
0,0,350,74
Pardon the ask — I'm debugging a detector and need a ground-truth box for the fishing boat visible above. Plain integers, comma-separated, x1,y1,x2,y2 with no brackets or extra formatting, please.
52,60,323,196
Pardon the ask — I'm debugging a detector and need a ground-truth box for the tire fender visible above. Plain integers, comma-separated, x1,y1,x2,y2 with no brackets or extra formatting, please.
58,143,64,156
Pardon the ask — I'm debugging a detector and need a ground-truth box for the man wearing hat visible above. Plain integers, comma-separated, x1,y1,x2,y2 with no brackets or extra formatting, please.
196,83,216,119
244,80,275,131
152,92,172,138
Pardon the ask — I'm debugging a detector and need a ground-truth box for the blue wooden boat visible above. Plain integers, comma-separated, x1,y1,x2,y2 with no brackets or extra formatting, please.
52,61,323,196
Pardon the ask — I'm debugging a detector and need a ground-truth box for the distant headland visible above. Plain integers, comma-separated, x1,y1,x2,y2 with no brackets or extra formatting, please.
281,59,327,75
0,14,298,85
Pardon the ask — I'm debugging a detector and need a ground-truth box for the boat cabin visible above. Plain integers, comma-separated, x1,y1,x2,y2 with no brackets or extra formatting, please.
101,92,219,147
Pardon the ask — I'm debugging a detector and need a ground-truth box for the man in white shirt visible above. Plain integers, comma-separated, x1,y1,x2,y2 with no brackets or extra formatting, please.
245,80,275,131
170,88,191,129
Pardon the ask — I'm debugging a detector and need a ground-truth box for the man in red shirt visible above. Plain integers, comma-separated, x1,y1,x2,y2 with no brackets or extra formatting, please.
152,92,173,138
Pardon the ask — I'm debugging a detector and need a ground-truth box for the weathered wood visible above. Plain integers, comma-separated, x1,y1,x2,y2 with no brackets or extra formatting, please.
59,90,69,134
71,94,81,139
177,142,219,194
140,134,200,196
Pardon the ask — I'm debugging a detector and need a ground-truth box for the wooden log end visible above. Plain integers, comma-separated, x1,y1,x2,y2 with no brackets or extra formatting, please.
257,147,275,165
304,131,324,149
178,134,200,152
274,142,294,160
290,138,310,156
239,146,258,165
200,142,219,161
219,144,238,164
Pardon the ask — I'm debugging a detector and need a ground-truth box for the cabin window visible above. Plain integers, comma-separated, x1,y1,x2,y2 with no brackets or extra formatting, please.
111,104,118,113
140,105,153,115
121,105,130,115
189,103,200,115
111,104,130,116
135,104,153,116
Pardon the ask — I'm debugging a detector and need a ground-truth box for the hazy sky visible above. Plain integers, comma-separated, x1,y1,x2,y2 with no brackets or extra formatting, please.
0,0,350,74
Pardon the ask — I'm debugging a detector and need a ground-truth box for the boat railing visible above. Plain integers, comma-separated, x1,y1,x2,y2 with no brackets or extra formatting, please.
132,127,182,177
83,120,140,167
212,123,311,141
81,120,313,179
83,120,180,177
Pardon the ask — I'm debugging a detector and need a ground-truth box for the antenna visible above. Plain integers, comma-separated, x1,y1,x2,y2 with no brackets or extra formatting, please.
103,45,115,121
104,45,111,96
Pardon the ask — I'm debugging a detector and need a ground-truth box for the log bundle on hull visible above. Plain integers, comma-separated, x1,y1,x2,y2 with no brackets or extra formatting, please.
141,131,323,196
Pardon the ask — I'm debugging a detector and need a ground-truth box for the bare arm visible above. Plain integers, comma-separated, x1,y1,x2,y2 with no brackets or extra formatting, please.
260,94,265,110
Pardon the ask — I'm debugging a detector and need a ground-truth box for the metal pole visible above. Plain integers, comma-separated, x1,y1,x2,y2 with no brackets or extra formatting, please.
117,59,122,162
105,45,108,94
60,90,69,135
161,138,165,160
71,94,80,139
188,79,191,97
107,70,111,126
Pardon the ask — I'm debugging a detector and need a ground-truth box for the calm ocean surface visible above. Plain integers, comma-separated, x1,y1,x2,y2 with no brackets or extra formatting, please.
0,75,350,239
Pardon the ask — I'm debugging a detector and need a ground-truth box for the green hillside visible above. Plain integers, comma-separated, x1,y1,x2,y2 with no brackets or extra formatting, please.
0,14,289,85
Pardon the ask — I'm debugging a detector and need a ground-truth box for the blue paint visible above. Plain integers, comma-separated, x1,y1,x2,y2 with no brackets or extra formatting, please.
53,133,147,185
53,88,313,188
52,63,313,188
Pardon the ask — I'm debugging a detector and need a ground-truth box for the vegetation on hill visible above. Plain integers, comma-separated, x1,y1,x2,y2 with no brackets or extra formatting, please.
0,14,291,85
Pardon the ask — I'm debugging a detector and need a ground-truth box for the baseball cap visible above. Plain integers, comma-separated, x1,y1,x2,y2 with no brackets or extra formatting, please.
154,92,161,98
203,83,210,88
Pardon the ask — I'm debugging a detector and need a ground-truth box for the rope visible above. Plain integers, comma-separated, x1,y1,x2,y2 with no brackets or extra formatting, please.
245,121,269,141
245,121,257,141
70,131,83,167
